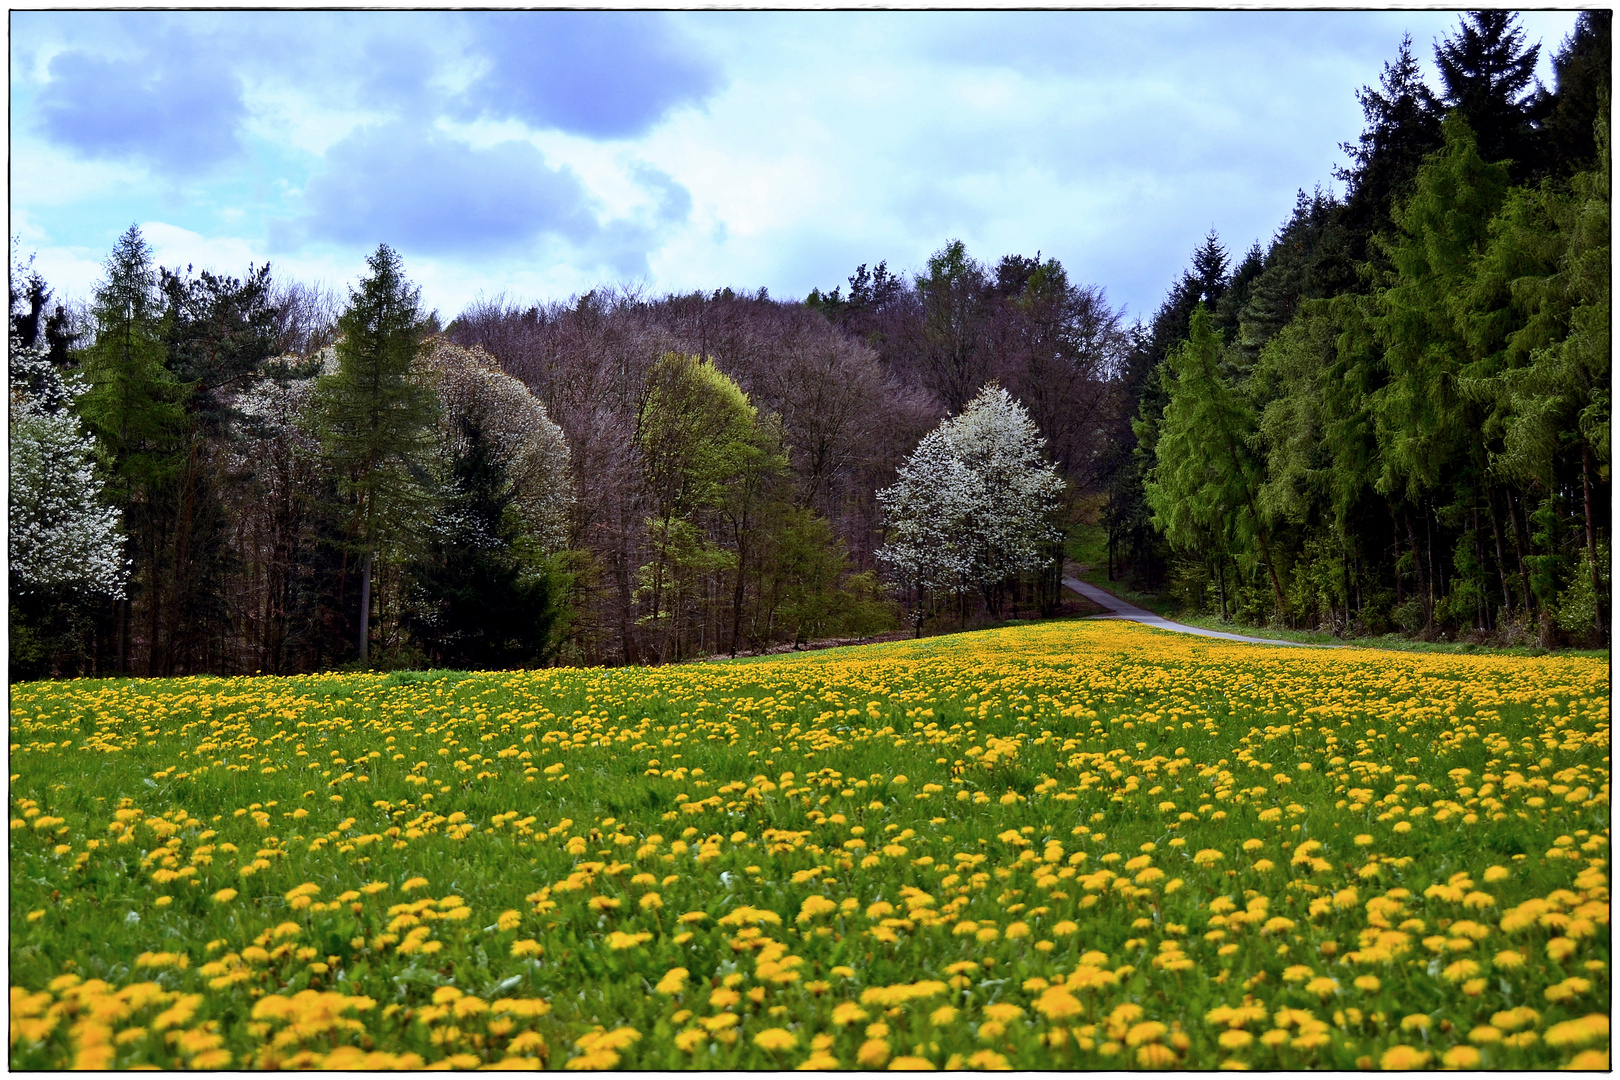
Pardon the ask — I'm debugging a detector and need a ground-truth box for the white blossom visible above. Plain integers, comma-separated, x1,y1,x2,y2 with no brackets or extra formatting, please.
417,338,573,552
877,384,1064,594
9,347,127,599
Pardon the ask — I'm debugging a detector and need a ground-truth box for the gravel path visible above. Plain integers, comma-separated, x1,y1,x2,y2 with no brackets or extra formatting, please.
1063,577,1345,649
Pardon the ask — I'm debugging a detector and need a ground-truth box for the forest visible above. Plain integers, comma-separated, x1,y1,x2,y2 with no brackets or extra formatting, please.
8,11,1610,679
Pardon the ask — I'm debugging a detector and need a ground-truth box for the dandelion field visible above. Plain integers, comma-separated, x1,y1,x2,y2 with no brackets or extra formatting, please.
9,621,1610,1071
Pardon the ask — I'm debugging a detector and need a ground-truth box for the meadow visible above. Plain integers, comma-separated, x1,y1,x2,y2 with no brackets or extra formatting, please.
9,620,1610,1070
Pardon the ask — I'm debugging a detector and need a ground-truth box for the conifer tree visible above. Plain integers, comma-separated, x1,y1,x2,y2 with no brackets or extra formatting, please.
406,417,557,669
1336,35,1444,259
1535,11,1613,178
1142,306,1286,616
312,244,438,663
1374,114,1510,501
76,225,186,673
1435,11,1542,177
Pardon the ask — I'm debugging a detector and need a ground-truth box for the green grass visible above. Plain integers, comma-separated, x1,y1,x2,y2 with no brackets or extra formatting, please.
1064,524,1608,659
9,620,1611,1070
1166,613,1611,659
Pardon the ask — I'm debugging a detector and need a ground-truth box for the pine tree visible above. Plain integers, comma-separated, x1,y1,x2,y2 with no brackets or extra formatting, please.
1142,306,1287,616
78,227,186,487
1435,12,1542,178
1496,104,1610,640
1534,11,1613,178
406,417,557,669
1336,35,1444,259
76,225,186,673
1236,189,1353,365
144,262,284,674
1374,114,1510,502
312,244,439,664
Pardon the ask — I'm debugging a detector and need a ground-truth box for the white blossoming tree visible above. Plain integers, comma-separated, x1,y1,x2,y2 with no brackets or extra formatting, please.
417,338,574,552
877,384,1065,629
10,346,128,675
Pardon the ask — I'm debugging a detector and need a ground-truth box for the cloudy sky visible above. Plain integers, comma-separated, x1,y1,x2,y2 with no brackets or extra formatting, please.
10,10,1580,325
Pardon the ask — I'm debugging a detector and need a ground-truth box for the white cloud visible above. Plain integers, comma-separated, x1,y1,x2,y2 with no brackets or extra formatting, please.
10,10,1583,324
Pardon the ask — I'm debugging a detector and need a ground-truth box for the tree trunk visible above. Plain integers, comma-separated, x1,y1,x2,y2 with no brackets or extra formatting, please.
729,507,750,657
1241,488,1287,619
1354,551,1363,616
1392,517,1403,605
1343,545,1353,635
729,546,747,658
1215,554,1228,621
1582,440,1606,645
359,549,373,664
166,443,201,676
1403,505,1430,627
1506,490,1534,612
1485,486,1514,620
146,510,165,677
1424,503,1439,624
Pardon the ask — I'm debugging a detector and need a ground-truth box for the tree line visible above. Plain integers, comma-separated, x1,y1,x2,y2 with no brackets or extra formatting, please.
9,11,1607,679
12,227,1120,676
1113,11,1610,647
10,239,578,678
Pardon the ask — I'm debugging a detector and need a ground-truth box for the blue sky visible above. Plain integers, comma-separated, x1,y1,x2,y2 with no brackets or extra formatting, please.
10,10,1580,325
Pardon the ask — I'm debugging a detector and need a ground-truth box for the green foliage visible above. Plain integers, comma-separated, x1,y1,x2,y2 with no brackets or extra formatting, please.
1135,69,1608,645
754,507,897,645
1555,542,1608,638
406,418,560,670
636,353,762,658
77,226,186,490
1142,308,1246,551
1495,104,1611,486
313,244,440,552
1142,307,1285,614
638,353,759,523
1373,114,1510,501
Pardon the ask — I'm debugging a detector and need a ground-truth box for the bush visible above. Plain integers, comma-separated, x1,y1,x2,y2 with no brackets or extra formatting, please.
1554,543,1608,642
1391,598,1428,634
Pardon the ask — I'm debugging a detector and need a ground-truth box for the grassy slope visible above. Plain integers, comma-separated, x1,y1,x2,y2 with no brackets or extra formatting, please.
1065,523,1609,660
8,621,1611,1070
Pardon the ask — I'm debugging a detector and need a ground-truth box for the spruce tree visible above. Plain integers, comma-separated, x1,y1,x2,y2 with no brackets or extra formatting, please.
1435,11,1542,178
1374,114,1510,503
1534,11,1613,178
1336,35,1444,260
1140,306,1286,616
313,244,438,664
76,225,186,673
406,417,556,669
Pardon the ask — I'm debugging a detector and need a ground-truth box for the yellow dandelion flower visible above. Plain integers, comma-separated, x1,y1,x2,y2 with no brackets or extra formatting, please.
754,1028,797,1052
1379,1045,1429,1070
1441,1046,1480,1068
856,1039,891,1068
888,1056,935,1070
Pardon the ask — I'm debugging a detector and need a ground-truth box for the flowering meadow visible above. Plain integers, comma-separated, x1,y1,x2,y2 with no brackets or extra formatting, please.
9,620,1610,1070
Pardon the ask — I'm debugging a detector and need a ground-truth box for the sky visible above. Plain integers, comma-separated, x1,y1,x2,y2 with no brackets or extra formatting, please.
9,10,1582,327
